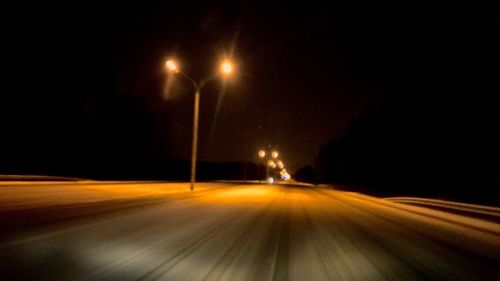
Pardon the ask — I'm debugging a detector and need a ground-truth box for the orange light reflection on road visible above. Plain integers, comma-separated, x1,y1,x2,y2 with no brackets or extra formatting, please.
200,186,274,204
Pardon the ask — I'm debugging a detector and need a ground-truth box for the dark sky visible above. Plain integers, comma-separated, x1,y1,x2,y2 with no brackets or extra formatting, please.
1,2,497,175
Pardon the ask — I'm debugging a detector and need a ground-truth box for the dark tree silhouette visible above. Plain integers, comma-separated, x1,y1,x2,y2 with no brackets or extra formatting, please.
315,100,500,205
293,165,316,184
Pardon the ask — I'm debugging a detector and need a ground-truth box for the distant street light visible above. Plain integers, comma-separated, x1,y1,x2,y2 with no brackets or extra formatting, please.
257,149,269,181
258,150,266,158
280,168,291,180
165,59,179,73
272,151,279,159
166,57,235,191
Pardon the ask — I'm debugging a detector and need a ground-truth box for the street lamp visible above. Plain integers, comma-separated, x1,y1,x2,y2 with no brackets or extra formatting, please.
165,59,179,73
220,59,233,74
258,149,269,182
258,150,266,158
272,151,279,159
166,57,235,191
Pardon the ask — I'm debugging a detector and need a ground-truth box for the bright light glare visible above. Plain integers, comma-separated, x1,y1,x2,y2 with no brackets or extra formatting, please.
266,177,274,184
220,59,233,75
166,59,179,73
280,169,291,180
258,150,266,158
267,160,276,168
272,151,279,159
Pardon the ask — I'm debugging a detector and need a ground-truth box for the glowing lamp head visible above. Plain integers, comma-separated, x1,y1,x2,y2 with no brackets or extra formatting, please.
166,59,179,73
271,151,279,159
258,150,266,158
220,59,234,75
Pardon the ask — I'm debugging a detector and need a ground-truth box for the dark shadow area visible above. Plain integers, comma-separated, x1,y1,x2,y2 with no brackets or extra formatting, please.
311,99,500,205
293,165,316,184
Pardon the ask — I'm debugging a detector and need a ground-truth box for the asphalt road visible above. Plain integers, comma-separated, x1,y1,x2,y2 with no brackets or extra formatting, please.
0,182,499,281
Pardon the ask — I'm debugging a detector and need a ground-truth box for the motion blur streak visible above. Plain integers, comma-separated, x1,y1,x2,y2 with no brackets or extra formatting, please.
0,182,499,280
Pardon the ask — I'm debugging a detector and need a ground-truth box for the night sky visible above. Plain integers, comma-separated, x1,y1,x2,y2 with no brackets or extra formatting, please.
1,2,497,177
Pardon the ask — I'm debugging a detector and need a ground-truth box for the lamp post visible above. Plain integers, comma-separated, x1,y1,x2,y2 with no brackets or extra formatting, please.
258,150,268,182
166,58,234,191
271,151,279,159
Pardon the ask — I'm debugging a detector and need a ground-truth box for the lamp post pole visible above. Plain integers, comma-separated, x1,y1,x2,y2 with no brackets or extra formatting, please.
190,88,200,191
265,163,269,183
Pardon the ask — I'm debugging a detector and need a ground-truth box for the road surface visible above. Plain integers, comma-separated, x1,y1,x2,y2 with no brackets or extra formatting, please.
0,182,499,280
